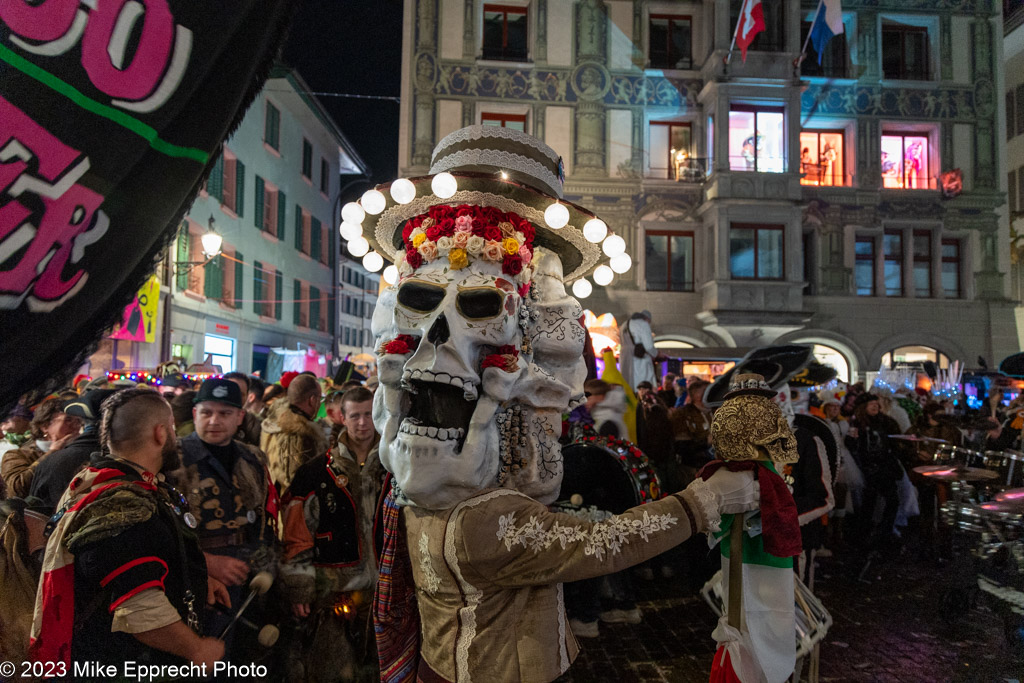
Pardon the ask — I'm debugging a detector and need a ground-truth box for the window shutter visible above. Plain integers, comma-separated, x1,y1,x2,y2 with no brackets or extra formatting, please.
253,261,263,315
207,153,224,202
254,176,264,230
277,190,287,241
234,251,244,308
175,228,189,291
235,161,245,217
311,217,321,261
328,221,336,268
328,289,336,335
275,270,283,320
293,279,302,325
310,286,320,331
294,206,304,250
204,254,223,300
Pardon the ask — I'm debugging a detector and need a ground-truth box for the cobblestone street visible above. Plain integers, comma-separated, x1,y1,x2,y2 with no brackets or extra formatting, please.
560,547,1024,683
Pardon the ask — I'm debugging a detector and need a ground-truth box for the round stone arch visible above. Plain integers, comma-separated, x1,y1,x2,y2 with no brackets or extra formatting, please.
868,332,968,370
774,329,866,383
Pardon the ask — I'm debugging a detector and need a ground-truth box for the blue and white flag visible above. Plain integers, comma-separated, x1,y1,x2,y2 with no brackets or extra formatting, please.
809,0,844,64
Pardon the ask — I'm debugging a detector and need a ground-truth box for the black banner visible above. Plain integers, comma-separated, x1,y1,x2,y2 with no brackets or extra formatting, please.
0,0,295,407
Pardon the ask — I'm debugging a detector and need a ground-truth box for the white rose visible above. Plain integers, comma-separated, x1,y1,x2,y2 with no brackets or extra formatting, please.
467,235,485,256
436,236,453,253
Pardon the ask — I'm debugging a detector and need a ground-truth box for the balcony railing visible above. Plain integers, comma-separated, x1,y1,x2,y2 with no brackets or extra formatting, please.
648,157,708,182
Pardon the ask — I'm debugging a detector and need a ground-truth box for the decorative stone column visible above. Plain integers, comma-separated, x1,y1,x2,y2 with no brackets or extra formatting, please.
535,0,548,63
573,0,609,177
412,0,439,168
463,0,475,58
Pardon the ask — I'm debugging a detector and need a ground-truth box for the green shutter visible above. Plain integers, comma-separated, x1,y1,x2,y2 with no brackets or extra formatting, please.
310,286,320,331
311,217,321,261
207,153,224,202
293,279,302,325
274,271,283,320
235,161,245,218
204,254,222,300
175,228,189,291
254,175,264,230
253,260,263,315
294,205,303,251
277,190,287,241
234,251,244,309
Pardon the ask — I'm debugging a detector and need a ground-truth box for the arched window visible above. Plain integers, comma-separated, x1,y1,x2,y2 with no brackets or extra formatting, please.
810,344,851,383
881,345,950,369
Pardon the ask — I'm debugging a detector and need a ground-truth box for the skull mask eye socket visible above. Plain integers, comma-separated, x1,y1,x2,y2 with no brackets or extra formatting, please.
397,280,447,313
456,287,505,320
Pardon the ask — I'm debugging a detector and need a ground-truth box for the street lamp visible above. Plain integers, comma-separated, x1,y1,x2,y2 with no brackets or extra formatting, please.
200,218,223,257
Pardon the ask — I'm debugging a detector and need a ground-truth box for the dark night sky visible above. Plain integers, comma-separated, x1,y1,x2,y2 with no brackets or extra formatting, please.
282,0,406,193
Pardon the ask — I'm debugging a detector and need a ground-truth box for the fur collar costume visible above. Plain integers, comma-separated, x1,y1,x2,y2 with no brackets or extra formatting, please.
261,404,329,493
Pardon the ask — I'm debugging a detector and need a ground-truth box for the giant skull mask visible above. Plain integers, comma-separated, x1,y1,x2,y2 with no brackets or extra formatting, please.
372,246,586,509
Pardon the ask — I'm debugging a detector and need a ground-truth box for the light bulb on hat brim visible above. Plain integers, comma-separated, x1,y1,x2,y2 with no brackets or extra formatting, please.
593,265,614,286
382,265,398,285
431,172,457,199
544,202,569,229
339,221,362,241
602,234,626,258
341,202,365,224
583,218,608,243
348,236,370,257
390,178,416,205
361,189,386,215
572,278,592,298
362,251,384,272
610,253,632,274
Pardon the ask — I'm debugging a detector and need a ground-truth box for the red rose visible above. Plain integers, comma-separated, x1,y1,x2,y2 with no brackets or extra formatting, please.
425,225,442,242
496,345,518,356
517,283,530,299
483,226,502,242
502,254,523,275
518,219,535,243
456,205,475,218
471,222,488,237
437,217,455,236
406,250,423,269
428,205,448,220
481,346,519,372
382,334,418,355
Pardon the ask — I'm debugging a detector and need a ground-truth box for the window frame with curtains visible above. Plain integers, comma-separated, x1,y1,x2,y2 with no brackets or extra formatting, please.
881,22,930,81
481,4,528,62
941,239,962,298
799,19,849,78
264,101,280,151
880,131,933,190
883,230,903,296
320,157,330,194
301,139,313,180
648,14,692,70
644,230,695,292
649,121,692,179
728,104,786,173
481,112,527,130
799,130,846,187
855,236,876,296
728,223,785,281
912,230,932,297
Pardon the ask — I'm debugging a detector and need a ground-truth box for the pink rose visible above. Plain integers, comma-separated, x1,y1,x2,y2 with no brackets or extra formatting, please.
518,244,532,263
482,241,504,261
453,231,470,249
455,215,474,232
419,240,438,260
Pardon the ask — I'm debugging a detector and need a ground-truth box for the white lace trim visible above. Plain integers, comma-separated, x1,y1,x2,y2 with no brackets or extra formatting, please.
687,478,721,533
556,582,569,671
445,488,525,682
496,508,679,562
430,148,563,198
371,190,603,283
432,125,562,166
418,532,442,595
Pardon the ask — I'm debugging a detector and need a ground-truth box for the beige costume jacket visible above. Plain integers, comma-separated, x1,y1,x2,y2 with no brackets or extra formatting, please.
404,484,713,683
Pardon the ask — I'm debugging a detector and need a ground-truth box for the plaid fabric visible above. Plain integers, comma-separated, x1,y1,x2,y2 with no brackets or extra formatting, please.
373,490,419,683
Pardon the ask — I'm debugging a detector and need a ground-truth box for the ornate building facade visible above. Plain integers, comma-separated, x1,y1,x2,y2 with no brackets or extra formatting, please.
398,0,1017,380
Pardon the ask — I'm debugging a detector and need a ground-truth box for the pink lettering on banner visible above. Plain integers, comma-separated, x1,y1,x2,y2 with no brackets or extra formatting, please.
81,0,175,101
0,96,108,312
0,0,79,43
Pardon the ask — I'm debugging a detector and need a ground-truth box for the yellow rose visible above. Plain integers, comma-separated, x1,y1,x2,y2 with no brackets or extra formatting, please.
412,233,426,248
448,248,469,270
502,237,520,255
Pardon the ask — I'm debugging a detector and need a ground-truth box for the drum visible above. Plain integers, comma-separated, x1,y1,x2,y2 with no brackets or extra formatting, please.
558,436,661,515
934,444,983,466
972,451,1024,489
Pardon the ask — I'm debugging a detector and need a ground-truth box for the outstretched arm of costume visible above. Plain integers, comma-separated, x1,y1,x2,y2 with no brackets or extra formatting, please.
457,480,717,588
278,490,318,605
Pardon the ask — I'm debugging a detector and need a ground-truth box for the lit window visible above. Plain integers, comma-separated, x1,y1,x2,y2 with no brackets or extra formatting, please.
854,237,875,296
649,121,695,180
729,224,784,280
799,131,845,186
264,102,280,150
912,231,931,297
649,15,692,69
941,239,961,298
729,105,785,172
881,133,931,189
301,139,313,179
883,230,902,296
644,231,694,291
204,334,235,373
882,22,930,80
882,346,950,369
481,112,526,131
482,5,528,61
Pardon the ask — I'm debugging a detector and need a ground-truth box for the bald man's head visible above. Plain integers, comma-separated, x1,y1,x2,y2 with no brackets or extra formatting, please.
100,388,178,469
287,374,322,418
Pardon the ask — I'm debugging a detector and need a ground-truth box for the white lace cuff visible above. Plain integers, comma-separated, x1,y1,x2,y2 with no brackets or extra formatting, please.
686,478,721,533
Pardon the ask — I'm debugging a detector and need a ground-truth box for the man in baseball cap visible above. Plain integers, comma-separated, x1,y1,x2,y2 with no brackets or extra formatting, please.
165,378,277,661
